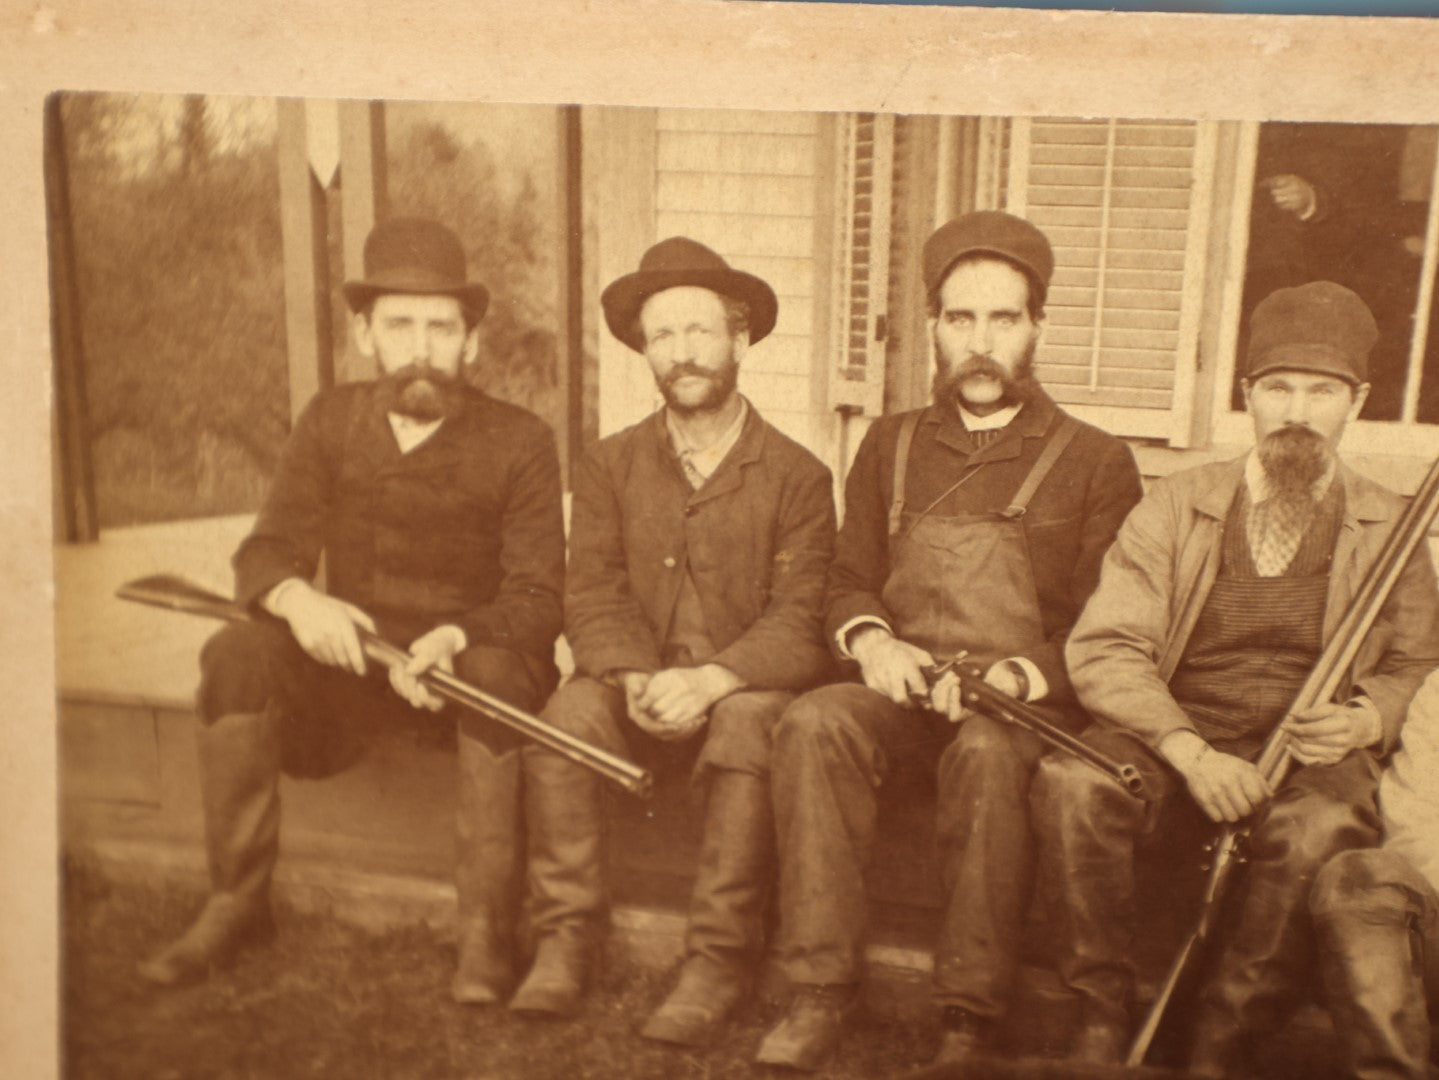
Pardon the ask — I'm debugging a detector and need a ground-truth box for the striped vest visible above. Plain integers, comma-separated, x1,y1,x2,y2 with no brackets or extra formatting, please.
1168,482,1344,759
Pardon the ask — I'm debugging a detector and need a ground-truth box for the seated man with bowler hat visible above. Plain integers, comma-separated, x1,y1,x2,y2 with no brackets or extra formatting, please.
137,218,566,1008
754,211,1143,1072
507,237,836,1047
1035,281,1439,1076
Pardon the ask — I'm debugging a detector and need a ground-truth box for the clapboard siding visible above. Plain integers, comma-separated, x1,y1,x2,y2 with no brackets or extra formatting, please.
654,110,822,434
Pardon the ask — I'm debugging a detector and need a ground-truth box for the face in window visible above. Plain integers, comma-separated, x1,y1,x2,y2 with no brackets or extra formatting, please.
931,258,1043,414
355,294,478,421
640,286,745,416
1243,370,1370,451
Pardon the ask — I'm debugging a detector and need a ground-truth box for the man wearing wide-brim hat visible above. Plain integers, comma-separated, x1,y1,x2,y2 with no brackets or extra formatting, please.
1041,280,1439,1076
508,237,836,1046
137,218,566,1009
755,211,1144,1071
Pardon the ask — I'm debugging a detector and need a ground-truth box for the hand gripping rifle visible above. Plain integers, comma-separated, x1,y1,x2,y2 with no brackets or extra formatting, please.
924,658,1147,798
116,574,655,799
1126,450,1439,1066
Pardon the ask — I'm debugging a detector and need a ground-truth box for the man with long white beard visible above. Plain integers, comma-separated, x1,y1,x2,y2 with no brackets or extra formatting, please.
508,238,836,1045
1036,281,1439,1076
753,211,1143,1071
137,218,566,1006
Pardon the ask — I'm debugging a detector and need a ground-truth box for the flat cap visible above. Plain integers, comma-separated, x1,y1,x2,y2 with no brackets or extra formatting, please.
1246,281,1378,386
923,211,1055,299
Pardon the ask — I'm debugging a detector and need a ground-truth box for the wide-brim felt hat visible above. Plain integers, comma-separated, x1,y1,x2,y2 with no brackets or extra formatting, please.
601,237,778,352
342,217,489,321
1246,281,1377,386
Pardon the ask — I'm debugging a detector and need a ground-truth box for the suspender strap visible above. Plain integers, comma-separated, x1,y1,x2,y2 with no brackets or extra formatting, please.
1001,416,1081,519
887,411,924,536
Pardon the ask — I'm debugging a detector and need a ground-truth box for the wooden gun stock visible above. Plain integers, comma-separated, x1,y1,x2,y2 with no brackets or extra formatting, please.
116,574,654,799
1127,450,1439,1065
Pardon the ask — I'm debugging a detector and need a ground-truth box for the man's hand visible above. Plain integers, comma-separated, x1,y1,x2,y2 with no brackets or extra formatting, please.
929,659,1024,724
633,664,743,742
273,581,375,675
1283,701,1380,767
1175,745,1273,824
391,626,465,712
1261,174,1318,220
849,626,933,708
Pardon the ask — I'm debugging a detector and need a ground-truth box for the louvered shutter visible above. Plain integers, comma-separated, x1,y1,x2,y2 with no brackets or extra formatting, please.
829,113,893,417
1008,118,1217,445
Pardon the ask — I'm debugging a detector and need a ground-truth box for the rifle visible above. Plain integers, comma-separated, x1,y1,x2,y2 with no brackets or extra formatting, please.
1126,451,1439,1065
116,574,655,799
925,658,1146,798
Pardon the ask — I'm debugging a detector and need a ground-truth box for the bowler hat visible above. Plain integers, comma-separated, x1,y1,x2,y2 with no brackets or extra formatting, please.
601,237,778,352
923,211,1055,302
342,217,489,321
1246,281,1377,386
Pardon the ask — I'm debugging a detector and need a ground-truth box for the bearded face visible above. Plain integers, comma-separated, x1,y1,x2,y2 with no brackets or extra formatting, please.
376,362,468,422
1257,423,1330,503
931,330,1040,413
657,353,741,417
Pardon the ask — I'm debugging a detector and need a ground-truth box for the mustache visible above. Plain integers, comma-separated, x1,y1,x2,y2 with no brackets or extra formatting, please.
662,362,723,388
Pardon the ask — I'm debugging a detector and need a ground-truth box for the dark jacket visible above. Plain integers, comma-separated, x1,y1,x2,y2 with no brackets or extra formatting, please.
827,388,1143,704
564,402,836,691
233,381,565,660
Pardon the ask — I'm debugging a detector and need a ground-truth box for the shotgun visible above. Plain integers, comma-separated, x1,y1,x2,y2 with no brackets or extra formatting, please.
924,659,1146,798
1126,450,1439,1065
116,573,655,799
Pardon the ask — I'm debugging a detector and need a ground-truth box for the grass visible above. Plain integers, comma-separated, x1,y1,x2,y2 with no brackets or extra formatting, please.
62,865,935,1080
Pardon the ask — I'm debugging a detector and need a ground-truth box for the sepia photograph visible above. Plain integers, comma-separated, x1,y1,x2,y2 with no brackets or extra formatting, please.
8,2,1439,1078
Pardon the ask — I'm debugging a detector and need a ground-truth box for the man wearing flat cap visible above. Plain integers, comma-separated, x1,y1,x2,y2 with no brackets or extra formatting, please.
754,211,1143,1070
507,237,836,1045
138,218,566,1006
1035,281,1439,1074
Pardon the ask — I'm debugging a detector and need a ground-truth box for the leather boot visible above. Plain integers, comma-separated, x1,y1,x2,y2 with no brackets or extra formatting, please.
754,983,859,1071
450,734,522,1005
932,1006,996,1064
1313,879,1432,1079
509,745,605,1017
641,769,773,1047
138,708,281,986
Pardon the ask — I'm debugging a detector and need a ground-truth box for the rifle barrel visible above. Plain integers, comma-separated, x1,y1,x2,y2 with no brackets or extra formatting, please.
957,668,1147,798
117,574,654,798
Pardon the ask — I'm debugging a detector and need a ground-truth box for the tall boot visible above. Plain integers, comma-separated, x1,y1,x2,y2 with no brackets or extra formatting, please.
450,734,523,1005
1312,850,1434,1080
1315,907,1431,1080
509,745,606,1017
138,708,282,986
641,769,773,1046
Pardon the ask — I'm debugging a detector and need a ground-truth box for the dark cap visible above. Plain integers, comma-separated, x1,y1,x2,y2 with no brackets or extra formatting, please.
922,211,1055,301
342,217,489,321
1246,281,1378,386
601,237,778,352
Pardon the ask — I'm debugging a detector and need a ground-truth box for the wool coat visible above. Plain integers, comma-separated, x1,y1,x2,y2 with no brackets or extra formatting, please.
826,388,1143,704
1067,456,1439,753
564,402,836,691
233,380,565,662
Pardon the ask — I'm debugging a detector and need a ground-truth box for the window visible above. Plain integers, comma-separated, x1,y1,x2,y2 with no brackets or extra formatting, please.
1214,121,1439,456
1006,117,1218,446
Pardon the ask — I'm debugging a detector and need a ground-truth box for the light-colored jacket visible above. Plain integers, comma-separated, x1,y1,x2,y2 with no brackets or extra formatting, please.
1067,455,1439,753
1382,670,1439,892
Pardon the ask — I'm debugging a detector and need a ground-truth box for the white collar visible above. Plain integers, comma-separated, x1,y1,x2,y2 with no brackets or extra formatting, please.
957,401,1023,433
388,412,444,454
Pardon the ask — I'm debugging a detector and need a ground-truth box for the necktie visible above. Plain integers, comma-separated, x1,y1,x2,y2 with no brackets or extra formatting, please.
678,450,706,491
